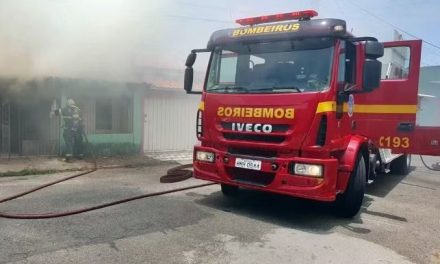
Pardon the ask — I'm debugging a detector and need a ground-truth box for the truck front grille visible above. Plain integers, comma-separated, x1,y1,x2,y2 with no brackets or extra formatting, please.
226,167,275,186
228,147,277,158
223,133,285,143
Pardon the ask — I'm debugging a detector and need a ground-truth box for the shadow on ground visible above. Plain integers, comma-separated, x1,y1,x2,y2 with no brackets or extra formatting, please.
194,170,410,235
366,166,415,198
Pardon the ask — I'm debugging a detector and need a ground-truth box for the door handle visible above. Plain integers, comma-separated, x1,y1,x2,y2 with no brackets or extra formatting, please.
397,122,414,132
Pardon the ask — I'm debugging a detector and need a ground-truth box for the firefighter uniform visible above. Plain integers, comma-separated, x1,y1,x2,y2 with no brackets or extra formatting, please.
60,99,84,160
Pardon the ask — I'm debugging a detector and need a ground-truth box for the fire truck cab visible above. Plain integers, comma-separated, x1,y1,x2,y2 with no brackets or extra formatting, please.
184,10,440,217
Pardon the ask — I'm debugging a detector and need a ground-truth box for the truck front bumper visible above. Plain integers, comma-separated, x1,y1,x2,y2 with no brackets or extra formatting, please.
193,146,339,202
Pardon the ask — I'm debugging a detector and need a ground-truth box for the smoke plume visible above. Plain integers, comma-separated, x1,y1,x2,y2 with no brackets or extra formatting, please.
0,0,177,82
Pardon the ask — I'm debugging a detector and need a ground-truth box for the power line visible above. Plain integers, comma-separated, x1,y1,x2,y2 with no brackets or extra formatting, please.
346,0,440,51
335,0,348,18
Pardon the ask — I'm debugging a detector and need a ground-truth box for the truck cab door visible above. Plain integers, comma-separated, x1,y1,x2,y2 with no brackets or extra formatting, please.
351,40,440,156
379,40,440,156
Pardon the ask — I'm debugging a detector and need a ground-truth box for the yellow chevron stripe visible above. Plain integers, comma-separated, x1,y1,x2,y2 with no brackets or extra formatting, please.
316,101,417,114
316,101,336,113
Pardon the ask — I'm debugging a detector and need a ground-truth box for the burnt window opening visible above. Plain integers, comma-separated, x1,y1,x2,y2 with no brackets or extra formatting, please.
95,99,112,131
95,97,132,134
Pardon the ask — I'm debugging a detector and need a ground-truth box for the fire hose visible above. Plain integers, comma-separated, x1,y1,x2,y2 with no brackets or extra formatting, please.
0,132,213,219
419,155,440,171
0,164,214,219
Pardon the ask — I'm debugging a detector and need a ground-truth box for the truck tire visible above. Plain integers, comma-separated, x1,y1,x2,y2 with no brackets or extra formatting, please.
390,154,411,175
221,184,239,196
335,155,366,218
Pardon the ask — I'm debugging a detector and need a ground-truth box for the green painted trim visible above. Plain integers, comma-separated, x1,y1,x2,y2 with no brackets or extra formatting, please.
58,86,144,155
87,133,137,144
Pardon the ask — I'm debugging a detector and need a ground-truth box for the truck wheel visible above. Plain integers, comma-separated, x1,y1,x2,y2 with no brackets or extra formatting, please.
390,154,411,175
221,184,239,196
335,155,366,218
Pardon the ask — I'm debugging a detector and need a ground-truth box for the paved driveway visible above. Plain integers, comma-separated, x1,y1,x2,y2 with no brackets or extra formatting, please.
0,157,439,264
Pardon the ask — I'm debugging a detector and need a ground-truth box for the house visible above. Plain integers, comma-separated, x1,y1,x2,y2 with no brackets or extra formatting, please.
0,77,145,156
0,76,201,157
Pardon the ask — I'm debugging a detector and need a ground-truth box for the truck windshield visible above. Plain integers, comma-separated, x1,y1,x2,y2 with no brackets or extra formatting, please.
206,38,334,93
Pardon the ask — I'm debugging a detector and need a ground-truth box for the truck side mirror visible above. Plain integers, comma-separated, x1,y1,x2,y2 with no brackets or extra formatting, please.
184,68,194,93
186,52,197,67
362,59,382,92
365,41,384,59
183,49,210,94
362,41,383,92
184,52,196,93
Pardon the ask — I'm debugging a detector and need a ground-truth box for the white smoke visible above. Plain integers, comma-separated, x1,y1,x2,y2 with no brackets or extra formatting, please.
0,0,175,82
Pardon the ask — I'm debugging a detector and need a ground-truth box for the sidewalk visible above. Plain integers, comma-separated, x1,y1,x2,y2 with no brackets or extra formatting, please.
0,155,169,176
145,150,192,164
0,157,93,176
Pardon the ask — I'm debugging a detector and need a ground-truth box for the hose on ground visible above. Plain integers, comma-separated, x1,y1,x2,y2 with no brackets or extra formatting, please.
0,163,214,219
0,129,211,219
0,181,214,219
159,164,193,183
0,169,97,204
0,132,98,205
419,155,440,171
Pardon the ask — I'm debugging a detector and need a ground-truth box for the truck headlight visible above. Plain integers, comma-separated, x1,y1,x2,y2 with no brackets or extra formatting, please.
195,151,215,163
294,163,323,177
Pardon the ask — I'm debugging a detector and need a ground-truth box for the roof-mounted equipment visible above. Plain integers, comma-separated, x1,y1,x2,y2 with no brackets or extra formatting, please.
235,10,318,26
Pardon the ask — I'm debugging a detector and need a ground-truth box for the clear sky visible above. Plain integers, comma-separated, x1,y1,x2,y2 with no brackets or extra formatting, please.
0,0,439,81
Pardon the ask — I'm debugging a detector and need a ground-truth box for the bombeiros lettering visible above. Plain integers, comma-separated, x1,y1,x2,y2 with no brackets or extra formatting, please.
217,106,294,119
232,23,300,37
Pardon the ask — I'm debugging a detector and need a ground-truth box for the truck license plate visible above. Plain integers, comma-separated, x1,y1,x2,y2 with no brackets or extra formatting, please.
235,158,262,171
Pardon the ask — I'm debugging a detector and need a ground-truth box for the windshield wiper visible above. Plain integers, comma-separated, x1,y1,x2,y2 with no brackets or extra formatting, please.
208,86,249,93
254,86,302,93
272,86,302,92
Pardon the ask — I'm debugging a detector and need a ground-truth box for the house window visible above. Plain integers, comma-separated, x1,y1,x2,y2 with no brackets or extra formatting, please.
95,99,112,131
95,97,133,134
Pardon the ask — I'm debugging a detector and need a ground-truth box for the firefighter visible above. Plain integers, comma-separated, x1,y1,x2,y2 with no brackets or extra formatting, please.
57,99,84,161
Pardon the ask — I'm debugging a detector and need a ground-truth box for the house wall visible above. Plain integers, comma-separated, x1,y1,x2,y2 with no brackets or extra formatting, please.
417,66,440,126
86,92,143,147
143,89,201,153
60,79,145,154
0,77,145,156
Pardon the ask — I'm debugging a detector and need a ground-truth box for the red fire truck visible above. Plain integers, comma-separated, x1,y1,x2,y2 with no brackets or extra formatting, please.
183,10,440,217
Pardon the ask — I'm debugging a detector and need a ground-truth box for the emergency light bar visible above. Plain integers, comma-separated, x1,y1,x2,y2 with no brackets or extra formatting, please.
236,10,318,26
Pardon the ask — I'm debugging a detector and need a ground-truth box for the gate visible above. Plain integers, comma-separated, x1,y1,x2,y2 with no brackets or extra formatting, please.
143,90,201,153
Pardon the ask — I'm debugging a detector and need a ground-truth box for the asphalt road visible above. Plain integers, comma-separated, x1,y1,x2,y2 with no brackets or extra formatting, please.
0,156,439,264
